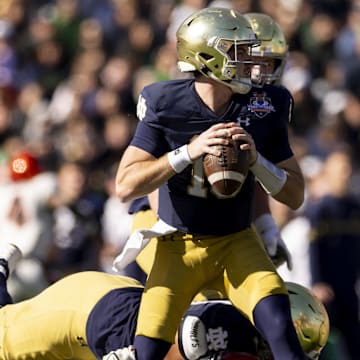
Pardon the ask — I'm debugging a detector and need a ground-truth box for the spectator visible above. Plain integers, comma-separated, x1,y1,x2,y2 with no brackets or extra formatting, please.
308,146,360,360
45,161,105,283
0,150,57,300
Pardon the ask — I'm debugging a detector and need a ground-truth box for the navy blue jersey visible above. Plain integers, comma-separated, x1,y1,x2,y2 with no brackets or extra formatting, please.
132,79,293,235
87,292,262,358
86,287,142,357
128,197,151,214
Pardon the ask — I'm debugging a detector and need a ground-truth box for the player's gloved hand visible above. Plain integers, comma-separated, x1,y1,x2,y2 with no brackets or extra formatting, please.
102,346,136,360
253,213,293,270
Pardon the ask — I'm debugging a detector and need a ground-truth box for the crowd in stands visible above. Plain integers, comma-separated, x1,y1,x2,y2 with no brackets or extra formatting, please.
0,0,359,359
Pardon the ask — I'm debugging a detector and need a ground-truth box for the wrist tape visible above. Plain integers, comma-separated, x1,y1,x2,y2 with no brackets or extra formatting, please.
167,145,192,173
250,152,287,196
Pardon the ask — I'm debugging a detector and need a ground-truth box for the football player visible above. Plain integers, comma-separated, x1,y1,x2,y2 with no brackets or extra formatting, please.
115,7,305,360
244,12,288,87
0,246,328,360
122,13,294,286
244,12,292,269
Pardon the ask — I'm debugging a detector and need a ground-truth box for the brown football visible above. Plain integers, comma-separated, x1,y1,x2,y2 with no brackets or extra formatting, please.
203,139,249,198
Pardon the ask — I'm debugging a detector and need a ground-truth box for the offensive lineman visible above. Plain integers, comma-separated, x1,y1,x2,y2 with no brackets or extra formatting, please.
0,244,328,360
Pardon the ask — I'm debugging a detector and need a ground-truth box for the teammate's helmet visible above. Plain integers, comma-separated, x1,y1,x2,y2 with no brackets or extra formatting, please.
176,7,260,94
9,151,41,182
243,13,288,85
286,282,330,360
178,314,259,360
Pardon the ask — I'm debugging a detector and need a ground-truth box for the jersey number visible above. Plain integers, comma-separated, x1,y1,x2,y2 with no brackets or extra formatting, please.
187,158,208,198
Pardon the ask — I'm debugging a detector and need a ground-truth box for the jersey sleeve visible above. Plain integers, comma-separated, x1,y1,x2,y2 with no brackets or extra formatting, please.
261,86,294,164
130,90,169,158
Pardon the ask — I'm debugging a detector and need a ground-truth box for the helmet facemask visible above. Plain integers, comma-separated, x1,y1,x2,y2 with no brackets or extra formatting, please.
205,37,258,94
250,52,287,86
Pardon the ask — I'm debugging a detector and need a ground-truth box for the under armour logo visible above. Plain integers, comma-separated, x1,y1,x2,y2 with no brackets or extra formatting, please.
236,116,251,127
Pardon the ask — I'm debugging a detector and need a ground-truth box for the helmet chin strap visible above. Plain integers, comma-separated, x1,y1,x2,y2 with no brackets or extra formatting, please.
227,80,252,94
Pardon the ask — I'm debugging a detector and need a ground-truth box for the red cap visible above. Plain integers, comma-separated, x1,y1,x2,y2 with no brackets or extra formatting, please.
9,152,41,181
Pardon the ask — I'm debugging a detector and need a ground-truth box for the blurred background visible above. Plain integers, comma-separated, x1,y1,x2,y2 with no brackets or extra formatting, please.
0,0,359,359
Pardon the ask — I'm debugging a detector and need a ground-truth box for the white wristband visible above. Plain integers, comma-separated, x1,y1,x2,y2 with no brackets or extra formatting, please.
167,145,192,173
250,152,287,196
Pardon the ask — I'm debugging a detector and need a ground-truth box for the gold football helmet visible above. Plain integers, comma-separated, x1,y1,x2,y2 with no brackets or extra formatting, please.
176,7,260,94
244,13,288,85
286,282,330,360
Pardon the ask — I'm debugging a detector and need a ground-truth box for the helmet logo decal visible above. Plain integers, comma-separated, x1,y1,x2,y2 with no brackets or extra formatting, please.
248,91,275,118
207,326,229,352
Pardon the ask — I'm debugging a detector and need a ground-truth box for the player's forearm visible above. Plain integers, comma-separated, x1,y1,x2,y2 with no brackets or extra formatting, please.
252,183,271,220
250,154,304,210
272,170,304,210
116,155,177,203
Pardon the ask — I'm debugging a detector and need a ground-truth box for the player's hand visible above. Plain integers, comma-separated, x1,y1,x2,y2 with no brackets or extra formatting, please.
231,127,257,165
253,213,293,270
187,122,241,160
270,237,293,270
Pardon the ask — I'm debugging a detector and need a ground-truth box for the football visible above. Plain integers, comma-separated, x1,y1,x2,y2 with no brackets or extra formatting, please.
203,139,249,198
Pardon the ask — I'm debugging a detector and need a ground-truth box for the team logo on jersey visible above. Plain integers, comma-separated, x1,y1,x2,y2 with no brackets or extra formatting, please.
248,92,275,118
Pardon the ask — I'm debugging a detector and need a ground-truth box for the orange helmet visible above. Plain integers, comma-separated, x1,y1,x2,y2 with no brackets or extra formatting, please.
9,152,41,181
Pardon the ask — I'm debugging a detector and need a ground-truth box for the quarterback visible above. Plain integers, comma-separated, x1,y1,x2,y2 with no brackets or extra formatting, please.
122,12,294,284
115,7,305,360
